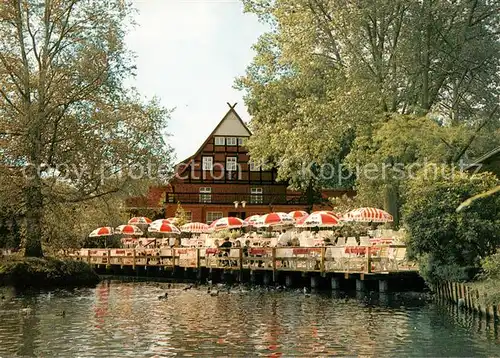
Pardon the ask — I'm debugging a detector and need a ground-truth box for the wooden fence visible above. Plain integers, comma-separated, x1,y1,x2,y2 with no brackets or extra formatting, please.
435,281,500,319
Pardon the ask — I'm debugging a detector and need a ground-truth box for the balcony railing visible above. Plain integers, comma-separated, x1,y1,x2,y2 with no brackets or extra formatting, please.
165,192,309,205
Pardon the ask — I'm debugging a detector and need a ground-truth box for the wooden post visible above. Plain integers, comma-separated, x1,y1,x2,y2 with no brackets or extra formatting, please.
196,248,201,269
365,246,372,273
87,250,91,265
320,247,325,274
238,248,243,272
107,249,111,266
172,248,176,271
132,249,136,269
271,248,276,282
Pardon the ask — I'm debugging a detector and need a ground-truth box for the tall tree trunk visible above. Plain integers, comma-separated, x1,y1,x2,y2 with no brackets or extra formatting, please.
24,113,44,257
24,180,44,257
384,183,399,229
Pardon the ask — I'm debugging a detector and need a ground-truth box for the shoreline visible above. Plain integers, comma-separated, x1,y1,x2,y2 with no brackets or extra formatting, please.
0,256,100,289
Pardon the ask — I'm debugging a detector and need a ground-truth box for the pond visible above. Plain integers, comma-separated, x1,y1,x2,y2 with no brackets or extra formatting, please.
0,281,499,357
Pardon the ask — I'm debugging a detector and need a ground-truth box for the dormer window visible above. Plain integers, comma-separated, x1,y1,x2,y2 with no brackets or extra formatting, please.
226,137,237,146
214,137,225,146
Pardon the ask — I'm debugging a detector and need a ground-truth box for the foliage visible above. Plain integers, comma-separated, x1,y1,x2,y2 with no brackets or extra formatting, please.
238,0,500,221
480,250,500,280
0,256,99,288
212,229,242,240
174,202,189,228
403,166,500,285
0,0,174,256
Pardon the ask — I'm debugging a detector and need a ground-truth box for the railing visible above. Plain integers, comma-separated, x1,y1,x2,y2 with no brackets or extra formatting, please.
67,245,417,274
165,192,309,205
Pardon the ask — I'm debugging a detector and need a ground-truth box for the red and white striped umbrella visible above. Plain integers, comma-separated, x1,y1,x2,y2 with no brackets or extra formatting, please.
115,225,143,236
89,227,114,237
127,217,152,225
148,222,181,234
244,215,261,226
151,219,172,227
209,217,246,231
288,210,308,221
296,212,341,227
257,212,295,227
343,207,393,223
180,222,210,233
312,210,340,219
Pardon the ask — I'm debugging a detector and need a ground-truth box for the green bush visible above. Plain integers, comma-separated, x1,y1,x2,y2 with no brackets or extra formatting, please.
403,166,500,285
0,256,100,289
480,250,500,280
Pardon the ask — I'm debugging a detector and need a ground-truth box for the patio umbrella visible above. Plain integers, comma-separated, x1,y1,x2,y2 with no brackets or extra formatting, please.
209,217,246,231
151,219,172,227
296,212,341,228
115,225,143,236
148,222,181,235
343,207,393,223
127,217,152,225
311,210,340,219
288,210,308,221
180,222,210,233
165,217,179,224
257,212,295,228
244,215,261,226
89,227,114,237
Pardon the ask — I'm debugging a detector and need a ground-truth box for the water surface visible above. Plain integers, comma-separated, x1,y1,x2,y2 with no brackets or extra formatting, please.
0,281,499,357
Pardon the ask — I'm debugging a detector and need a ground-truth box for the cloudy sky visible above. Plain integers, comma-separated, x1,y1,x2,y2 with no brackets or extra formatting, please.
125,0,269,161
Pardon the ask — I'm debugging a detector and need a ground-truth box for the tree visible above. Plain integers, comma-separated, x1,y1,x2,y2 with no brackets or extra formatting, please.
0,0,173,256
403,166,500,285
174,202,188,228
238,0,500,217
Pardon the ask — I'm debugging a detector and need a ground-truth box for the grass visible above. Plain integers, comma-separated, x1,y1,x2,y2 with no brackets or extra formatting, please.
0,256,100,289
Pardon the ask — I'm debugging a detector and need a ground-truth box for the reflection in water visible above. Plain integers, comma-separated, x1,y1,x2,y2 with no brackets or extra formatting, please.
0,281,499,357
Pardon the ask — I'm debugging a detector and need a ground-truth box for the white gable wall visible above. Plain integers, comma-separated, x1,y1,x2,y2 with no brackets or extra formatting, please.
213,111,251,137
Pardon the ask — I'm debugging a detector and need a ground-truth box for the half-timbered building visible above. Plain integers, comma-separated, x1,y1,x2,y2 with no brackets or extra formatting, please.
126,104,353,223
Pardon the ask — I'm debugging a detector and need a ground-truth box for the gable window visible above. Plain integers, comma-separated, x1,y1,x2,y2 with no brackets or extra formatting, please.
202,156,213,171
226,137,237,146
250,187,263,204
249,159,261,171
214,137,225,146
237,137,247,146
206,211,223,224
226,157,238,171
199,187,212,203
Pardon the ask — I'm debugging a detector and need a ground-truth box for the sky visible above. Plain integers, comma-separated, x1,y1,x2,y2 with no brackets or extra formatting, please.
125,0,269,162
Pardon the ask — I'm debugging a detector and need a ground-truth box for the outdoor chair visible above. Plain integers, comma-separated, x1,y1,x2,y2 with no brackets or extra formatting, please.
346,237,358,246
359,236,371,246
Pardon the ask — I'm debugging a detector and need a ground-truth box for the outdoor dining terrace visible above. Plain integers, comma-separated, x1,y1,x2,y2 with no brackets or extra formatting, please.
67,243,415,276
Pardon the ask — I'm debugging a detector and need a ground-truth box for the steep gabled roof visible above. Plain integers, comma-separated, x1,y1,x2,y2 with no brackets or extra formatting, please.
174,104,251,177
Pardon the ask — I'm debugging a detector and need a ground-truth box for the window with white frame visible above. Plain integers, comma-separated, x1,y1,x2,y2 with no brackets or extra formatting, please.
202,156,213,171
226,157,238,171
250,187,263,204
237,137,247,146
206,211,223,224
214,137,225,146
226,137,237,146
249,159,261,171
199,187,212,203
